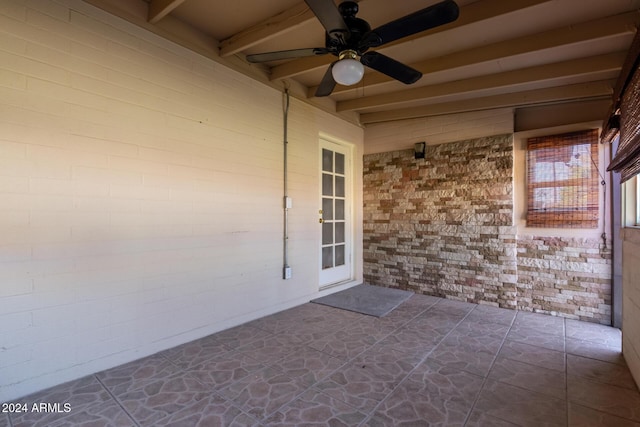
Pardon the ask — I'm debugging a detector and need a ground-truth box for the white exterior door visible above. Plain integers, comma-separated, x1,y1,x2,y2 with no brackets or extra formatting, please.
319,138,352,287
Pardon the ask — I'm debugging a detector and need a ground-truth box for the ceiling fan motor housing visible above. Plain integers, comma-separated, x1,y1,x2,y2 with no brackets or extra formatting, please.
325,1,372,55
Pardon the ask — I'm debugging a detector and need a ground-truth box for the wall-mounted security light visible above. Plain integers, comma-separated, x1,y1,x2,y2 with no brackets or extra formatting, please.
414,142,426,159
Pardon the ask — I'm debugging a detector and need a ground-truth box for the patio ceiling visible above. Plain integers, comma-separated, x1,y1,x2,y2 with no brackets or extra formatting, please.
83,0,640,124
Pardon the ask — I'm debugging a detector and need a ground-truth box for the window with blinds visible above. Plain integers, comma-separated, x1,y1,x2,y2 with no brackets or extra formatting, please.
527,129,599,228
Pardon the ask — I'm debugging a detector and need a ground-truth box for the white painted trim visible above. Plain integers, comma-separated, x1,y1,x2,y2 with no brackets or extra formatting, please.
318,134,357,287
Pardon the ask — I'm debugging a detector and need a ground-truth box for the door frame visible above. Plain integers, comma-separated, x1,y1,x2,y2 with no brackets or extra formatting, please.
319,134,355,289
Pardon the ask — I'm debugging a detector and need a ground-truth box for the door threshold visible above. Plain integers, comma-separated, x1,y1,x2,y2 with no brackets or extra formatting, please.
319,278,359,292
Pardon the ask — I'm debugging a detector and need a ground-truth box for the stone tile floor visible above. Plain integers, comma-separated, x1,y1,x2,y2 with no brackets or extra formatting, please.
3,294,639,426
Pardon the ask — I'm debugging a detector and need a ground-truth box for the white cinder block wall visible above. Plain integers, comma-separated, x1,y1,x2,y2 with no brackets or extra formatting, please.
0,0,363,401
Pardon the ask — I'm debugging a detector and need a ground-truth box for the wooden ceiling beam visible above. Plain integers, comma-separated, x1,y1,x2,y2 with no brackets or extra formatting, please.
269,0,553,81
148,0,187,24
337,51,626,112
359,80,614,124
310,10,639,97
219,3,316,57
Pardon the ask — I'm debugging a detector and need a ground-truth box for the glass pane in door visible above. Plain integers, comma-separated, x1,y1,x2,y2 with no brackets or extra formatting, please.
335,199,345,220
322,198,333,220
335,176,345,197
322,222,333,245
335,245,345,266
322,247,333,269
335,153,345,174
335,222,345,243
322,149,333,172
322,173,333,196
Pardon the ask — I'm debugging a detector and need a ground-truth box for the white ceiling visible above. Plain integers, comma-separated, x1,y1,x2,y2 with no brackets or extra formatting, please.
85,0,640,125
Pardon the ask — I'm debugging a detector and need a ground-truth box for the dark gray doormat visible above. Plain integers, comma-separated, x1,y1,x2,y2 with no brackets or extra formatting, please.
311,284,414,317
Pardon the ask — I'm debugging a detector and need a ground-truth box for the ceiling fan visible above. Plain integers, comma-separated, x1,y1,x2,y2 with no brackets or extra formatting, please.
246,0,460,97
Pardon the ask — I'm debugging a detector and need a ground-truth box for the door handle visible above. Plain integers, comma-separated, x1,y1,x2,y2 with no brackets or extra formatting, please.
319,218,323,223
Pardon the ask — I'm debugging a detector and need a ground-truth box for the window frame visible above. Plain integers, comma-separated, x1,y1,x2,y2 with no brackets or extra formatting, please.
526,129,600,228
623,174,640,227
636,176,640,226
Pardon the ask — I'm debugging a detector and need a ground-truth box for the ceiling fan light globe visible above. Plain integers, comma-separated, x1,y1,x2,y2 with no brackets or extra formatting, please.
332,58,364,86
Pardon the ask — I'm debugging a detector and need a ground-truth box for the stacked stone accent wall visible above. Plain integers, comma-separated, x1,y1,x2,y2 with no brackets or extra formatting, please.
363,134,612,324
363,134,518,308
516,236,611,323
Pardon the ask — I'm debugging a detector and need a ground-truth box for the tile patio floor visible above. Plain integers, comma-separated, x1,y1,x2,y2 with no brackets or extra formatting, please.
3,294,639,426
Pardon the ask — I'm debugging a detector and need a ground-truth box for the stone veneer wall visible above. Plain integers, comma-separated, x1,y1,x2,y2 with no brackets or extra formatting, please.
363,134,518,308
516,236,611,324
363,134,612,323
